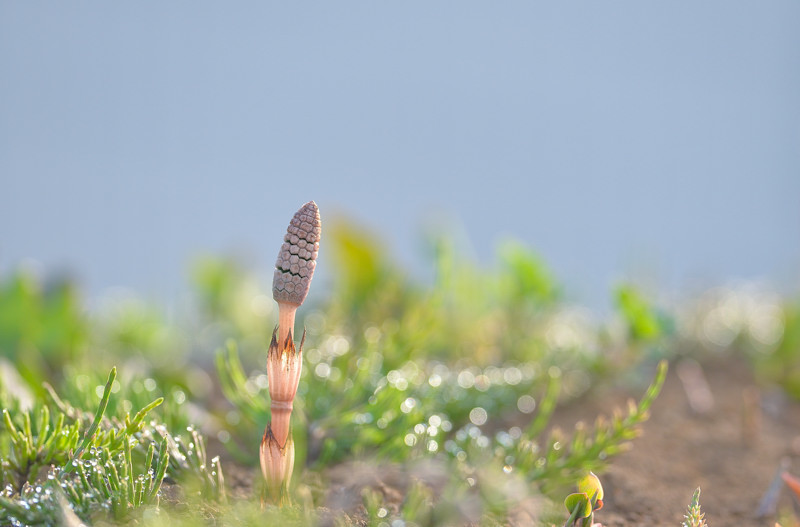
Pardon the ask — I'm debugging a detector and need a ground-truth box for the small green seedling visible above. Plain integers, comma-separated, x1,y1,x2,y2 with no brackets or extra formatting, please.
564,472,604,527
564,493,593,527
682,487,707,527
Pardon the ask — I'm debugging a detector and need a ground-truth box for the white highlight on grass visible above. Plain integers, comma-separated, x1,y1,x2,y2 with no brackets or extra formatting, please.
517,395,536,414
469,407,487,426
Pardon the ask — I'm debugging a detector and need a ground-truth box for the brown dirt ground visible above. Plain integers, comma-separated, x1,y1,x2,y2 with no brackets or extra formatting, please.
224,356,800,526
587,355,800,526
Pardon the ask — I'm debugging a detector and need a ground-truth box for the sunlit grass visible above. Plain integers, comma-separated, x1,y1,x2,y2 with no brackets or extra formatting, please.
0,218,797,525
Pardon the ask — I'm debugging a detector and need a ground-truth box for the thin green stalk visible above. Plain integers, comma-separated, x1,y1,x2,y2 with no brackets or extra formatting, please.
526,369,561,438
59,367,116,479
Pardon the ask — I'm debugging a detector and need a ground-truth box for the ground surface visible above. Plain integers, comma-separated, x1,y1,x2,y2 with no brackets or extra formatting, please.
224,356,800,526
590,356,800,526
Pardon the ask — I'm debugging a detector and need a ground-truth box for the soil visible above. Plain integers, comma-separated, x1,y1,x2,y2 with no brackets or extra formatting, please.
554,355,800,526
223,356,800,526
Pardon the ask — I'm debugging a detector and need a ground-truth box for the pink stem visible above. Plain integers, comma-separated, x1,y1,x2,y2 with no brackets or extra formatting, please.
277,302,298,349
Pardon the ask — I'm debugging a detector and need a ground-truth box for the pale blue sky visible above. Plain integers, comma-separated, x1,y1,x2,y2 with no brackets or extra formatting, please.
1,2,798,308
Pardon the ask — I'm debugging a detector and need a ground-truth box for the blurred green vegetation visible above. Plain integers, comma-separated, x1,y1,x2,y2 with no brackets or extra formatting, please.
0,272,86,390
0,218,796,525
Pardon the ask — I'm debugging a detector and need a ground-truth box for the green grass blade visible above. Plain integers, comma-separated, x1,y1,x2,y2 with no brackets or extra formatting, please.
59,367,116,478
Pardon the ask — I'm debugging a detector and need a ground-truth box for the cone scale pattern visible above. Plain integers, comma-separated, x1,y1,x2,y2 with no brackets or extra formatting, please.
273,201,320,307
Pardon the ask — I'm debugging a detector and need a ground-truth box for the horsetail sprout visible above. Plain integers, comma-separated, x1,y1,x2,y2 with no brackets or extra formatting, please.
261,200,320,504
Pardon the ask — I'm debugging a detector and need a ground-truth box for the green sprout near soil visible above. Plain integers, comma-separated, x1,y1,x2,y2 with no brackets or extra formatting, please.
563,471,603,527
682,487,708,527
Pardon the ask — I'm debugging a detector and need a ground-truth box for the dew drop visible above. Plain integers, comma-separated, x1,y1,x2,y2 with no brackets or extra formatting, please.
469,407,488,426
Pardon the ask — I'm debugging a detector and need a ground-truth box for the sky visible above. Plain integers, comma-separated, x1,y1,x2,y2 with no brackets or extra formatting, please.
1,2,798,310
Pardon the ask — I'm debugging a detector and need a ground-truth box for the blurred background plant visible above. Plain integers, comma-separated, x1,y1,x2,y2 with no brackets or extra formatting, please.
0,219,797,525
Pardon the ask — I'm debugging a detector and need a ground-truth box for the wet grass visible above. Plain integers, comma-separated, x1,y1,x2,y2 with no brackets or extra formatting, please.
0,220,796,525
